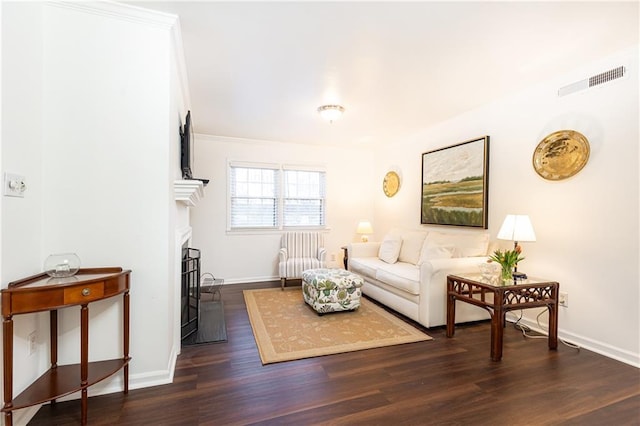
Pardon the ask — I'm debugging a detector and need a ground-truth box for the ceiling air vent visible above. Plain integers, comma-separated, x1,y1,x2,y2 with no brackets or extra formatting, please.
558,65,626,97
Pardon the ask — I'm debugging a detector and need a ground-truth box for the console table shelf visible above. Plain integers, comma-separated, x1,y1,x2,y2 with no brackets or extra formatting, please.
9,359,128,410
1,267,131,426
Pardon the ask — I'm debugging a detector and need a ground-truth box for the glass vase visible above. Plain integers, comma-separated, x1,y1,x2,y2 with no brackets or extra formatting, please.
44,253,81,278
501,265,514,283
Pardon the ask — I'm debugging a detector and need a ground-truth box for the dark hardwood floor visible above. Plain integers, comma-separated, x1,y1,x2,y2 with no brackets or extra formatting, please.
29,281,640,425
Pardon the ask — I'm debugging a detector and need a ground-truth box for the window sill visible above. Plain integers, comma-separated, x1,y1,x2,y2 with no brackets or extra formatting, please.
226,226,331,236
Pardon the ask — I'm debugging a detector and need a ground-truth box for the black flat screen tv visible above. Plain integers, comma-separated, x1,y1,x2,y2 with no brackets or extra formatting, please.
180,110,193,179
179,111,209,186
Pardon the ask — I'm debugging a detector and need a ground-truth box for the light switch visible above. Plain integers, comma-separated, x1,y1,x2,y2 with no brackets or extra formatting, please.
3,173,26,197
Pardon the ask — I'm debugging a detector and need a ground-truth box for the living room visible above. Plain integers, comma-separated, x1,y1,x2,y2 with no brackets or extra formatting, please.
2,1,638,424
189,2,639,368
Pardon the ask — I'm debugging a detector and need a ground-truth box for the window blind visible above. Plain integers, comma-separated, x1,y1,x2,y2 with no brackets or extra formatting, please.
283,169,325,227
229,165,280,229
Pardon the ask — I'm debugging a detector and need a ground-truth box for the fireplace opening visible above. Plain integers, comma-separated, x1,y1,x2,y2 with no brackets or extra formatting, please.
181,247,200,341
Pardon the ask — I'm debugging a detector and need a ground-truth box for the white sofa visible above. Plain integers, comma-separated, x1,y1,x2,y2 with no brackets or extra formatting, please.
347,229,492,328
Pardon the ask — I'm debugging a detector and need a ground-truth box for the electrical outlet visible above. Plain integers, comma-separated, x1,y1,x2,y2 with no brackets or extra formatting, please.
28,331,37,355
559,292,568,308
330,253,336,262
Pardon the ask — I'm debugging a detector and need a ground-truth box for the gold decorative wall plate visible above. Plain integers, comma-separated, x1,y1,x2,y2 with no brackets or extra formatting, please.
533,130,590,180
383,171,400,197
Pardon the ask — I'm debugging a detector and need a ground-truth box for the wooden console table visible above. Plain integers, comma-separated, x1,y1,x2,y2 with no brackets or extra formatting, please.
446,273,558,361
1,267,131,426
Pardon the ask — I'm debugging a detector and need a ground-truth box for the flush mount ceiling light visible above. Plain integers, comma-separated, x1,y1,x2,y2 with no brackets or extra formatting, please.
317,104,345,123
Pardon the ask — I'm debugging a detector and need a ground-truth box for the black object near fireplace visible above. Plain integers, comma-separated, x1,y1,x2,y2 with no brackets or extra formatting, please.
181,247,200,341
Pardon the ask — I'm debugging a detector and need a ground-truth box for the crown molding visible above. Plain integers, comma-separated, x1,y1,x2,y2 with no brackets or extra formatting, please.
46,1,178,29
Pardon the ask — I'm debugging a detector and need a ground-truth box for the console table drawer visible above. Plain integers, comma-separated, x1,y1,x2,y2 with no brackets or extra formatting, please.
64,283,105,304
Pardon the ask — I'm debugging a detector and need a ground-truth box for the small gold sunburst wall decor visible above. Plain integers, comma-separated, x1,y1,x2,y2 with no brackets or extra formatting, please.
533,130,590,181
383,171,401,197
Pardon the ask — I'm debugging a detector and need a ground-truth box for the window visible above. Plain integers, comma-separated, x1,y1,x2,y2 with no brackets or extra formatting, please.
229,165,279,228
229,162,326,230
283,169,326,226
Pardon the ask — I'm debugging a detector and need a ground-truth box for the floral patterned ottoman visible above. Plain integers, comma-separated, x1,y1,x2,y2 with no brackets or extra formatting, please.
301,268,364,314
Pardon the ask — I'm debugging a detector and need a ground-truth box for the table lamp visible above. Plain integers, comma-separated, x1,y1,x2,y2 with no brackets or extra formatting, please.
356,221,373,242
497,214,536,279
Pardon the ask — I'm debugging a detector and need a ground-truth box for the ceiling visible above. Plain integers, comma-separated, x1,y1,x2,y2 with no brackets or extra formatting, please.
130,1,638,147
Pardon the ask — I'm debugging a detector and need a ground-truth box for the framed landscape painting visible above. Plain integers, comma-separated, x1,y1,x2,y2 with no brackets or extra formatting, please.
421,136,489,228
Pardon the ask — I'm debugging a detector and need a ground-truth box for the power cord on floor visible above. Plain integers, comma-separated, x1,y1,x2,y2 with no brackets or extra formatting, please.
505,310,580,350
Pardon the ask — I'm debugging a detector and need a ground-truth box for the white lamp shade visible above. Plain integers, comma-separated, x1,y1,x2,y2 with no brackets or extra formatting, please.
497,215,536,242
356,221,373,235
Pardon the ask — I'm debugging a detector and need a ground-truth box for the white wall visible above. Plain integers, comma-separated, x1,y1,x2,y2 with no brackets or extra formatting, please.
1,1,49,410
1,2,188,423
374,47,639,366
40,0,189,384
191,135,375,283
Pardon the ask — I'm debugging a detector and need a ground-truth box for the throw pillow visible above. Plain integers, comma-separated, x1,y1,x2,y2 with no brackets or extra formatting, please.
378,233,402,264
398,231,427,265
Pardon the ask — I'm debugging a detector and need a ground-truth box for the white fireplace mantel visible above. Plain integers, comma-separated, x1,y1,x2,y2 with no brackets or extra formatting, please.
174,180,205,206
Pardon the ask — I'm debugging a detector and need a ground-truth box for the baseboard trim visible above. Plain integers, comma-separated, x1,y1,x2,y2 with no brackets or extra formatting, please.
517,316,639,368
222,275,279,285
11,405,41,426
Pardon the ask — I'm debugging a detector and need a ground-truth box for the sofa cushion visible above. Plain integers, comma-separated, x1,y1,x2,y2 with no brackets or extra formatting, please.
349,256,383,279
425,231,489,258
398,231,427,265
378,233,402,263
417,243,454,265
375,262,420,295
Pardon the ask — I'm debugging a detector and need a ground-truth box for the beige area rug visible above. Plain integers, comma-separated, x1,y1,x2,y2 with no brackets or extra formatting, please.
244,287,432,364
